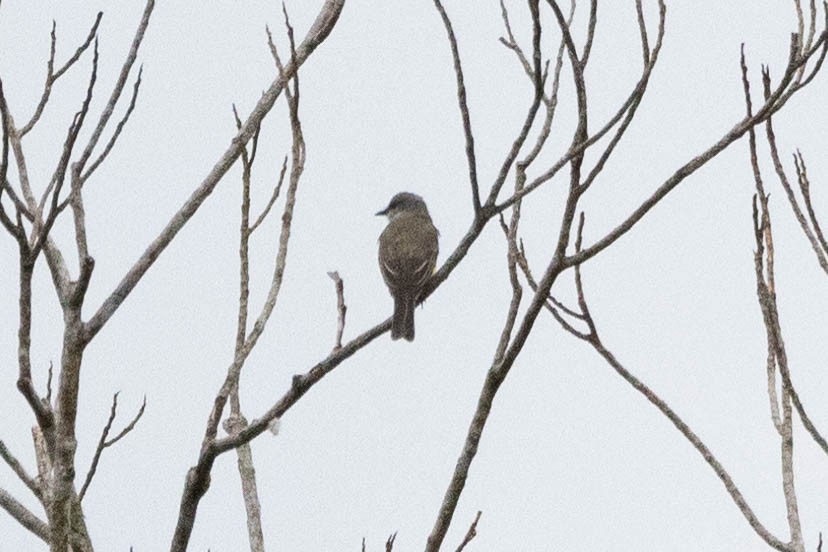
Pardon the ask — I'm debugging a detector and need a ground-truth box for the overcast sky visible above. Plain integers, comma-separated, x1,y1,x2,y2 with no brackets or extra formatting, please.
1,1,827,551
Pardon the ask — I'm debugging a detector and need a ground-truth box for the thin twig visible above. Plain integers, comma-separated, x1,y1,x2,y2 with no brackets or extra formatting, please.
793,151,828,256
228,71,267,552
454,510,482,552
170,6,342,549
80,66,144,184
19,12,103,137
250,156,287,234
79,393,146,501
749,87,828,456
548,220,792,552
0,440,41,499
85,0,345,345
763,110,828,274
433,0,481,214
328,271,347,351
385,532,397,552
74,0,154,176
565,33,822,268
34,39,99,261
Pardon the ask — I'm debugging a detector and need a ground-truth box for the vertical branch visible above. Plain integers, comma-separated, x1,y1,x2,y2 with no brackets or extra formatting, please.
793,151,828,266
328,271,347,351
763,113,828,274
748,71,828,457
433,0,481,215
84,0,345,343
226,102,266,552
73,0,155,175
742,50,784,433
779,386,803,552
170,4,339,548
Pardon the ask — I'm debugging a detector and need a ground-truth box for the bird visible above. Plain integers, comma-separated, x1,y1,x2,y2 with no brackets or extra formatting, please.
376,192,439,341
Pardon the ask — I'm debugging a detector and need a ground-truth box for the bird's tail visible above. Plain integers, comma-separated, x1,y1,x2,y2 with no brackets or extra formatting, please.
392,295,416,341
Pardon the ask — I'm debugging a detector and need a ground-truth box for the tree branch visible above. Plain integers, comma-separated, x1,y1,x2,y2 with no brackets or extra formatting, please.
0,487,49,543
0,439,41,500
19,12,103,137
433,0,481,214
79,393,146,501
85,0,345,345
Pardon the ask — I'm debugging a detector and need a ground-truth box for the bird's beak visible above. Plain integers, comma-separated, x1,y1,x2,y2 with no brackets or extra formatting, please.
375,208,387,216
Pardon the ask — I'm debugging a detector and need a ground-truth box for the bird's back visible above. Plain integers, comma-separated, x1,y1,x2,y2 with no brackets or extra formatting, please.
378,213,439,295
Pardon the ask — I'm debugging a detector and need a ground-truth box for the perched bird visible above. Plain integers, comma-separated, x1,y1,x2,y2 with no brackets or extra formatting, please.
376,192,439,341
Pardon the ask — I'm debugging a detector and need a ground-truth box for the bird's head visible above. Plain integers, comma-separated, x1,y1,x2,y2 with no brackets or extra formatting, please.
376,192,430,220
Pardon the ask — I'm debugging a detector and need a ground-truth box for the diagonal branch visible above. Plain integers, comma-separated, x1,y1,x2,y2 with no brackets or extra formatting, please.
74,0,154,175
433,0,481,214
80,66,144,185
0,487,49,543
19,12,103,137
33,39,99,261
764,113,828,274
85,0,344,345
566,32,826,268
548,220,794,552
793,151,828,256
485,0,544,210
79,393,147,501
0,440,41,500
169,7,345,550
454,510,482,552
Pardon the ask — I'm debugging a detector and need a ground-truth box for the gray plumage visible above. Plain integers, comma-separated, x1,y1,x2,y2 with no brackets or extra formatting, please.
376,192,439,341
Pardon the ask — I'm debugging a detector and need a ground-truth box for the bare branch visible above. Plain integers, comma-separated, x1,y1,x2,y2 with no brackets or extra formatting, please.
74,0,154,175
0,487,48,543
0,440,41,499
744,81,785,436
566,34,824,268
763,109,828,275
79,393,146,501
433,0,481,214
19,12,103,137
34,38,99,261
80,65,144,184
579,0,666,193
250,156,287,234
516,6,568,166
581,0,598,64
224,415,265,552
328,271,347,351
385,532,397,552
484,0,544,209
495,1,666,213
85,0,345,345
105,395,147,447
751,186,805,546
15,261,55,443
0,81,28,240
454,510,482,552
591,341,792,551
228,95,267,552
751,190,828,459
793,151,828,256
558,230,793,551
172,319,388,552
31,427,51,488
169,6,348,549
45,360,53,405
